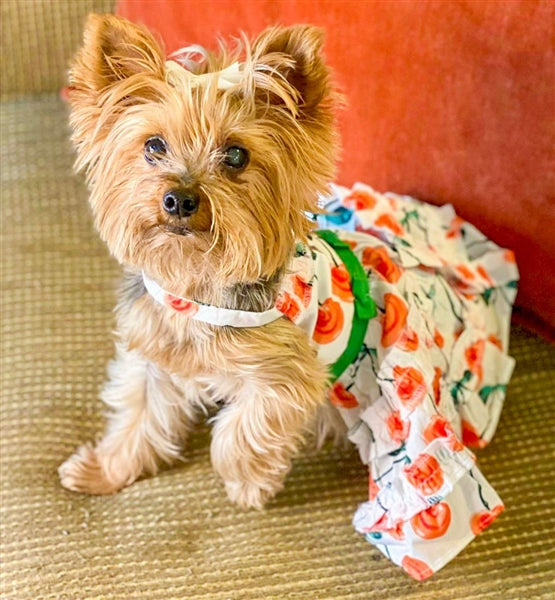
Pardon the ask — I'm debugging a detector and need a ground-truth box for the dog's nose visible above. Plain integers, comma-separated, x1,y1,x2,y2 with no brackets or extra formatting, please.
162,187,199,218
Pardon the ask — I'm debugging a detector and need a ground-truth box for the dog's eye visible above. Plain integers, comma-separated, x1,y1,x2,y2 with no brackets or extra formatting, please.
223,146,249,171
144,136,168,164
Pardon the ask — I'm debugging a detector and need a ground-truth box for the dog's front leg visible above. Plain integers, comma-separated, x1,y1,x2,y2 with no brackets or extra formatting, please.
210,324,329,509
59,342,190,494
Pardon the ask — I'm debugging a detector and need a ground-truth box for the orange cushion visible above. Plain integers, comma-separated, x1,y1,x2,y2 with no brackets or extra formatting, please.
117,0,555,335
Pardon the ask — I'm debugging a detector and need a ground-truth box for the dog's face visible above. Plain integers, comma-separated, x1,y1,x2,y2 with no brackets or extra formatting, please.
69,15,338,288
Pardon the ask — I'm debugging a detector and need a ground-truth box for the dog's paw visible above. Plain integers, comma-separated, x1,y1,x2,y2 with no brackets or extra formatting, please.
224,479,281,510
58,444,122,495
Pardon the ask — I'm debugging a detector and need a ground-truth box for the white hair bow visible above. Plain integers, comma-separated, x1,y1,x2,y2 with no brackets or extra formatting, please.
165,46,245,91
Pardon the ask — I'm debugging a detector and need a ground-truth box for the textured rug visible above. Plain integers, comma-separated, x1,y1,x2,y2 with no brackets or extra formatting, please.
1,95,554,600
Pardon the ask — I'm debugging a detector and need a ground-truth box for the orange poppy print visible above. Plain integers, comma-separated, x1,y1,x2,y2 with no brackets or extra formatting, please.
433,329,444,348
396,327,419,352
165,295,199,316
461,419,488,449
446,215,465,239
465,339,485,383
487,334,503,350
343,189,377,210
361,245,402,283
401,555,434,581
381,293,408,347
411,502,451,539
313,298,344,345
432,367,442,405
367,514,405,541
292,274,312,307
404,453,444,496
375,213,404,236
424,415,464,451
329,382,359,409
424,415,452,443
385,520,406,541
275,291,301,321
470,504,504,535
331,264,354,302
386,410,411,443
393,365,427,410
343,238,358,250
477,265,494,286
456,264,476,280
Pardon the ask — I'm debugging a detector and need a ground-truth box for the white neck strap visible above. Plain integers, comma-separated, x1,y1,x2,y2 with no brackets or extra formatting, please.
142,272,283,328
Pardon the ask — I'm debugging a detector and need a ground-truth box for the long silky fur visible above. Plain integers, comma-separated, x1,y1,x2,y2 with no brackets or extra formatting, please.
59,14,345,509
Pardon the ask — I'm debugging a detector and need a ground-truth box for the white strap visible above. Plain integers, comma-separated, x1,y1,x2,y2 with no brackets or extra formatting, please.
142,272,283,328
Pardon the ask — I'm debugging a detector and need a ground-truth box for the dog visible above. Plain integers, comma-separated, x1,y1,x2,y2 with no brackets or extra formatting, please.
59,15,518,579
59,14,343,509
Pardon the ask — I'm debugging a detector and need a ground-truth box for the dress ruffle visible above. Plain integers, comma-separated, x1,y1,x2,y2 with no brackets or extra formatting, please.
319,183,518,579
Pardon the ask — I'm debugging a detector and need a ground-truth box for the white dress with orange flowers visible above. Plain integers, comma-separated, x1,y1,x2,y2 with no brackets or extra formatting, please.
142,183,519,580
277,184,519,580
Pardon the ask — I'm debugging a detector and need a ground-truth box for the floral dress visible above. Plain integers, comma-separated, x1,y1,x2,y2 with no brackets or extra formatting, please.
143,183,519,580
275,183,519,580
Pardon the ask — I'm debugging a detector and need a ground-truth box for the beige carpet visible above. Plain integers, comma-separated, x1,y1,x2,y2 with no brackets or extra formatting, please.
1,94,554,600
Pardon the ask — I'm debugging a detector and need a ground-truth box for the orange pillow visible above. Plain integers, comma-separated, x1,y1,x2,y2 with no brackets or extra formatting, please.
117,0,555,336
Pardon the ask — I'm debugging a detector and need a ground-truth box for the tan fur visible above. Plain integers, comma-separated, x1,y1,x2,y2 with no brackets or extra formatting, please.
59,14,344,508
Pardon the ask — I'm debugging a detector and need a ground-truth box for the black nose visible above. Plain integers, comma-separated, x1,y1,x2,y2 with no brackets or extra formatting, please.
163,188,199,218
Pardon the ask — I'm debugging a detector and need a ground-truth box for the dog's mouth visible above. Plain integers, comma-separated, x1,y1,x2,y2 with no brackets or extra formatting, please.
158,200,213,238
161,223,192,236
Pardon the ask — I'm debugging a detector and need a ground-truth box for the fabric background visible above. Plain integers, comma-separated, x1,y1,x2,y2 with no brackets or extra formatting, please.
117,0,555,336
1,1,554,598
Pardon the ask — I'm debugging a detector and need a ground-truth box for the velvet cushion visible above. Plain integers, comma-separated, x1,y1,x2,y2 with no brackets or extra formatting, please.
117,0,555,335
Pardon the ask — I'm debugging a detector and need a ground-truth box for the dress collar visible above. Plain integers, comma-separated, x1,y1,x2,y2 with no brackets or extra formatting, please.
142,271,283,328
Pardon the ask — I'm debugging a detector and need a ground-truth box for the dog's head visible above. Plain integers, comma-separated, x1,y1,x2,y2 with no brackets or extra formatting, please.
69,14,339,289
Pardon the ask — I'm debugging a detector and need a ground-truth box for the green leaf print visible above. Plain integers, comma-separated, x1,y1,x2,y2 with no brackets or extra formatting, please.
450,370,473,404
482,288,494,304
479,384,507,403
294,242,307,257
400,209,420,228
388,443,407,457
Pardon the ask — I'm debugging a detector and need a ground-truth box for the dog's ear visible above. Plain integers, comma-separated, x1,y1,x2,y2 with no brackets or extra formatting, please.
68,15,166,176
70,13,165,98
249,25,332,116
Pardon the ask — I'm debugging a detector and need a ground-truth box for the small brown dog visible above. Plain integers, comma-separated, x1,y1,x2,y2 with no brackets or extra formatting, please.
59,14,343,509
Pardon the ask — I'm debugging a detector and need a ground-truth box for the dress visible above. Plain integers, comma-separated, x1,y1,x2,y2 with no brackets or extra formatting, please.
143,183,519,580
309,184,518,579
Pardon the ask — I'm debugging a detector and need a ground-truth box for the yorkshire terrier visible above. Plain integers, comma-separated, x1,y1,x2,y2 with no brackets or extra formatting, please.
59,14,343,509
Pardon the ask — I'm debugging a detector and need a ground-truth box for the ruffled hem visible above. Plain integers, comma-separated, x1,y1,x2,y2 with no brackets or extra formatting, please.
354,467,505,579
352,435,476,529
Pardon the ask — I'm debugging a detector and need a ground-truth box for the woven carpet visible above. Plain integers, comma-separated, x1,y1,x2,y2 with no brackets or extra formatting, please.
1,94,554,600
0,0,114,97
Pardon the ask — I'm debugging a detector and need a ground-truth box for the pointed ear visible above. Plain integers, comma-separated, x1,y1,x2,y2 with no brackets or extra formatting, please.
250,25,332,114
68,15,167,176
69,13,166,96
